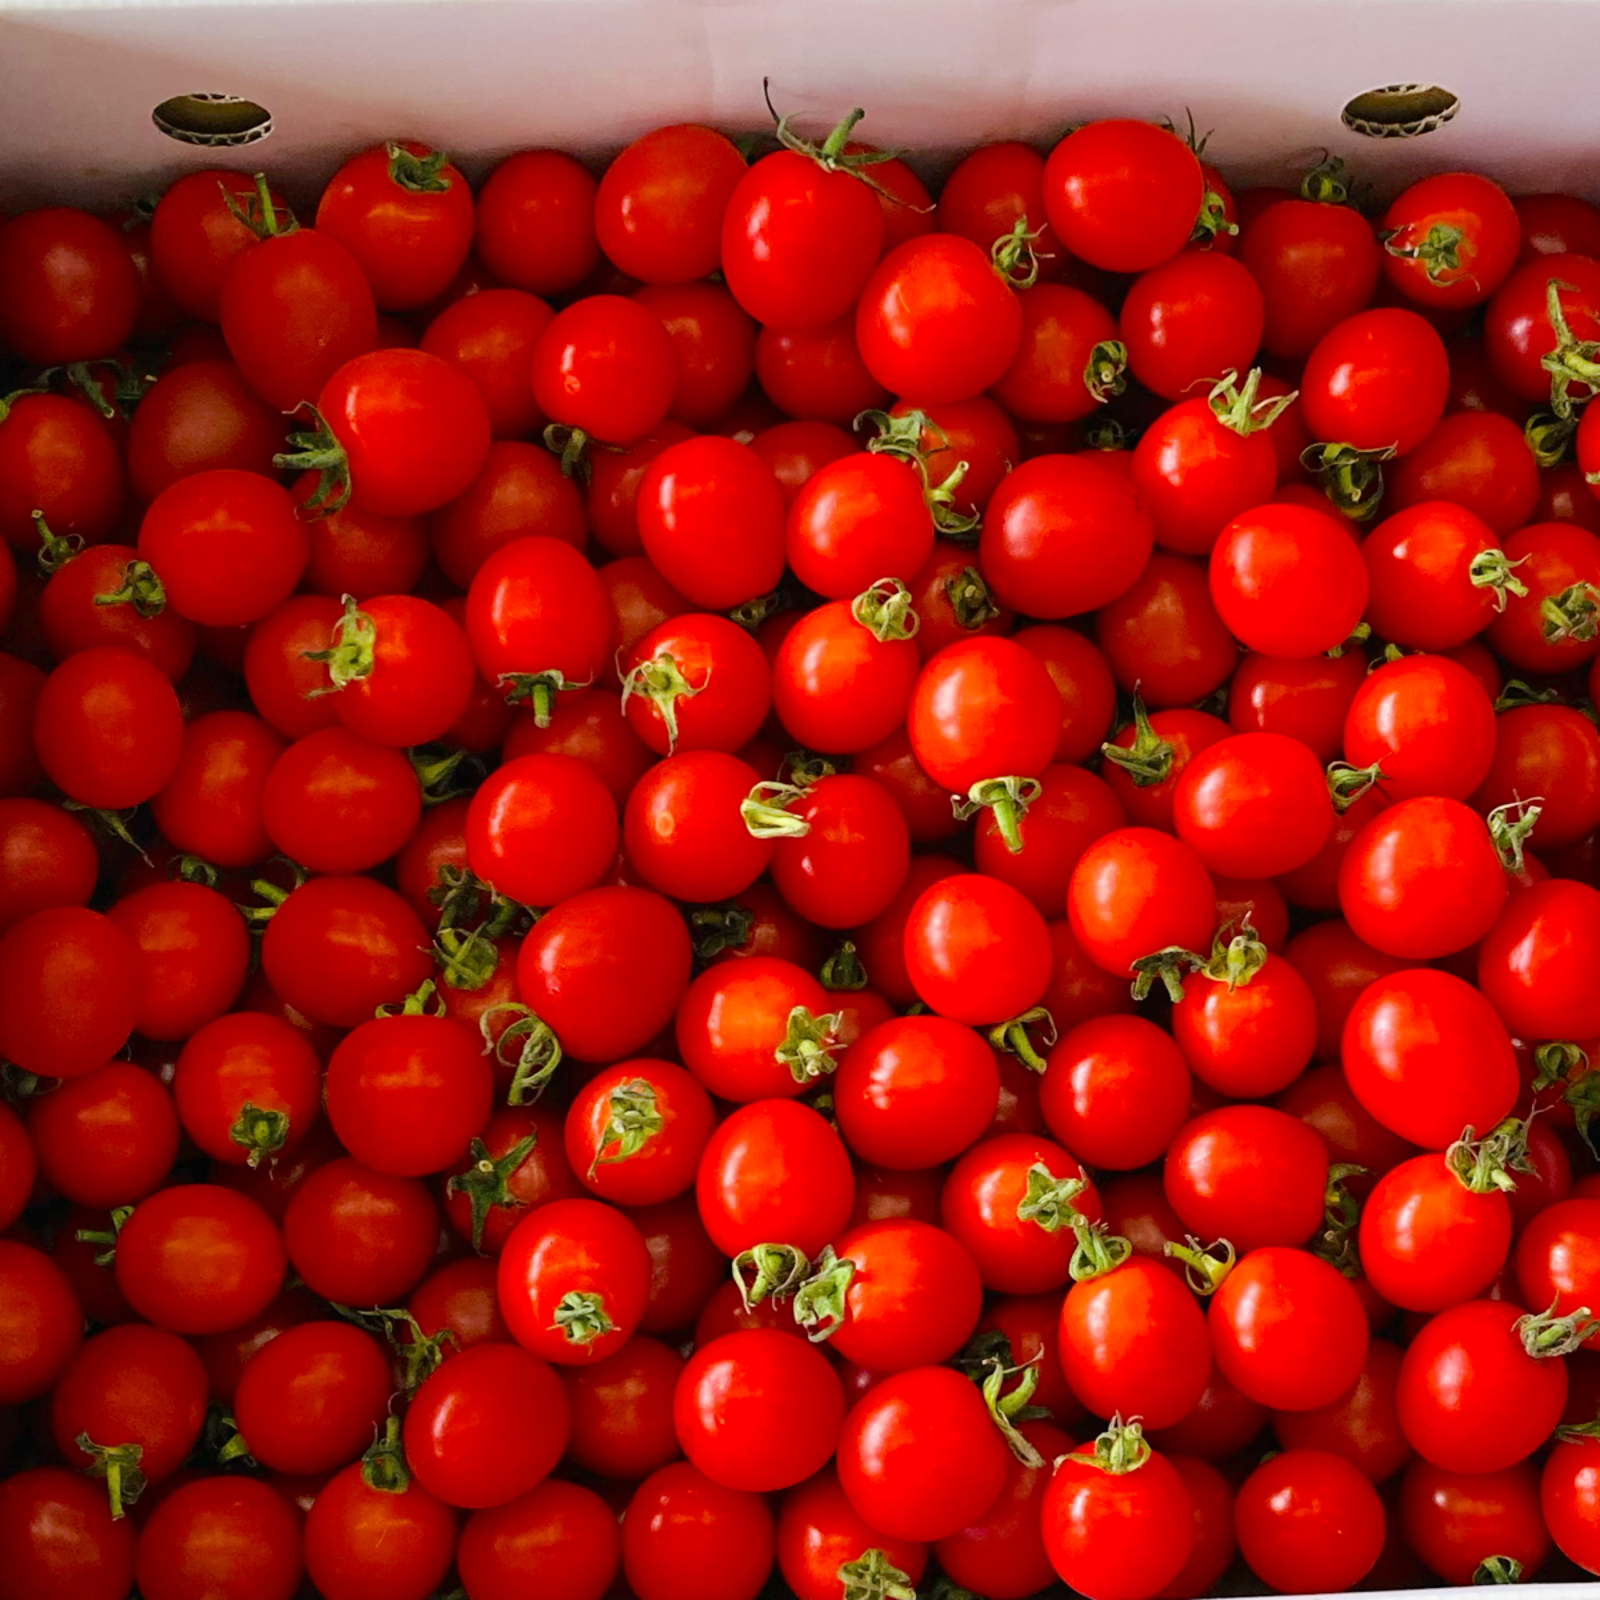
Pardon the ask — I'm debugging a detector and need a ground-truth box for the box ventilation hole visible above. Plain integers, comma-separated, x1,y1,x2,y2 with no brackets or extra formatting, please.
1341,84,1459,139
152,94,273,147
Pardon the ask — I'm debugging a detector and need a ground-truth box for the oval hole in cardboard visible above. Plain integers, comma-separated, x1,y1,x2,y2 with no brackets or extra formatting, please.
151,94,273,147
1341,84,1460,139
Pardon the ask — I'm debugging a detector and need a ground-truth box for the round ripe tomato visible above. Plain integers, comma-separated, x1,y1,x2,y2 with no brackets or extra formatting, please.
1042,1424,1194,1600
565,1060,715,1207
0,391,126,551
1479,880,1600,1041
0,1243,84,1404
594,124,747,284
498,1198,650,1365
751,418,857,503
675,957,839,1104
1145,1365,1270,1461
0,906,140,1080
1067,826,1216,981
28,1060,179,1207
940,1132,1100,1294
261,727,421,874
907,540,1015,661
0,654,47,798
1119,252,1264,401
33,644,183,807
231,1320,391,1473
283,1156,437,1305
138,470,308,626
1487,521,1600,673
778,1467,928,1600
107,880,250,1041
464,534,610,714
1210,1246,1369,1411
979,453,1153,618
1234,1448,1385,1594
1517,1199,1600,1348
1339,797,1507,960
624,1463,776,1600
585,422,696,556
441,1101,580,1253
772,598,919,755
939,139,1065,276
325,1011,491,1177
114,1184,285,1335
675,1329,844,1492
786,451,936,601
315,142,473,311
148,170,286,321
990,283,1119,423
1542,1435,1600,1576
1165,1104,1327,1254
135,1475,303,1600
261,875,432,1030
889,398,1019,518
903,873,1051,1025
1479,705,1600,851
429,440,587,585
621,613,769,756
1507,1121,1574,1236
1040,1015,1189,1171
0,1465,137,1600
1238,197,1381,358
504,691,654,812
1388,413,1540,538
1402,1458,1549,1584
973,762,1125,913
1344,654,1497,802
41,543,196,680
1272,1338,1413,1484
474,149,597,294
242,594,343,739
1361,500,1520,650
599,556,693,670
1094,551,1239,707
1042,120,1203,273
1158,1455,1237,1600
1172,950,1317,1100
695,1099,854,1265
633,1193,727,1337
0,1102,35,1229
721,137,884,330
1227,652,1365,765
770,774,910,929
852,731,962,845
1360,1151,1513,1312
563,1335,684,1480
530,294,675,445
220,222,378,414
1380,172,1519,309
0,207,138,362
1212,876,1290,952
1398,1298,1571,1472
834,1015,999,1169
1172,731,1333,878
420,287,554,439
637,283,757,426
624,750,774,903
1210,503,1368,656
459,1482,622,1600
173,1012,322,1168
1485,252,1600,404
856,234,1022,402
836,1364,1009,1542
1516,193,1600,262
516,886,692,1063
1343,969,1518,1148
972,1294,1082,1424
638,436,786,609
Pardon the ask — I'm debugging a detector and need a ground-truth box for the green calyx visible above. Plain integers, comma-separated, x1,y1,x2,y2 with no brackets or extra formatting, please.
991,216,1049,289
1208,367,1298,437
447,1132,538,1253
1540,278,1600,419
409,745,480,807
765,81,902,198
988,1007,1058,1074
550,1289,615,1347
1568,1070,1600,1160
1313,1163,1370,1278
1129,945,1199,1003
1068,1218,1134,1283
1540,582,1600,644
1487,799,1544,874
732,1242,811,1309
1528,411,1576,469
792,1245,857,1342
543,423,592,483
1191,187,1239,247
1472,1557,1524,1586
1467,549,1530,613
302,592,377,693
92,558,167,618
480,1003,563,1104
1197,918,1267,990
820,940,868,992
75,1434,145,1520
1327,759,1385,813
1445,1117,1534,1195
1083,415,1130,452
1083,1415,1152,1475
74,1205,133,1268
588,1078,663,1177
377,978,447,1019
273,405,350,515
33,509,83,576
741,779,813,839
951,775,1042,855
1515,1298,1600,1358
429,864,529,940
334,1304,456,1396
432,925,501,992
228,1101,291,1169
1495,679,1563,711
858,408,979,540
1381,221,1466,284
1102,695,1173,788
1084,340,1128,405
838,1549,920,1600
361,1416,411,1493
851,577,921,642
775,1005,844,1084
690,902,755,959
386,141,454,193
1016,1161,1088,1233
944,565,1001,631
620,649,703,752
1535,1040,1589,1092
1164,1235,1237,1295
495,668,593,725
1325,622,1372,659
727,591,780,632
1299,155,1352,206
976,1349,1048,1466
218,172,296,239
1301,440,1395,522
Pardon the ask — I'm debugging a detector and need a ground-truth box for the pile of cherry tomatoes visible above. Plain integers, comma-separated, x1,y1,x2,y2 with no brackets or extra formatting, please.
6,98,1600,1600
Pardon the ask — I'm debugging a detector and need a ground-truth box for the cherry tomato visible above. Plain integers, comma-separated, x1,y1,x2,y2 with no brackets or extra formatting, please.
0,1242,84,1404
1067,827,1216,981
904,873,1051,1025
1171,949,1317,1100
457,1478,621,1600
420,287,554,439
624,750,773,904
1238,197,1381,359
1040,1015,1191,1171
1387,412,1539,539
1094,553,1240,709
1517,1199,1600,1350
773,597,920,755
1486,252,1600,405
1234,1448,1386,1594
1273,1337,1414,1484
304,1447,458,1600
1542,1433,1600,1576
1380,172,1520,309
0,391,127,552
1402,1457,1550,1584
1119,251,1264,401
0,1465,137,1600
1343,653,1497,801
0,207,139,363
622,1463,776,1600
27,1060,180,1207
283,1156,437,1305
1488,520,1600,673
778,1466,928,1600
475,149,598,295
